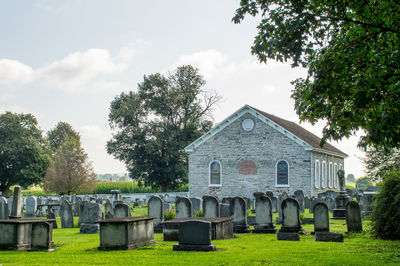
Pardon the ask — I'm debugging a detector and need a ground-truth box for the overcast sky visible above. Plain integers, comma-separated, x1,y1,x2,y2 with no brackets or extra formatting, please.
0,0,366,177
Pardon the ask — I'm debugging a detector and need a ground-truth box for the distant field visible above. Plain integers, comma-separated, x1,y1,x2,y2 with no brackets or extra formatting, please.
0,208,399,265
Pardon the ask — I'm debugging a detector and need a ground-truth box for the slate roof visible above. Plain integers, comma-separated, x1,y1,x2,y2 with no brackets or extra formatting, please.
251,106,348,157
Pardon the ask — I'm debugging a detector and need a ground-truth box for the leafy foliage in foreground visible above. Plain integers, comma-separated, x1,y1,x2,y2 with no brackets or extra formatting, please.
371,170,400,240
233,0,400,149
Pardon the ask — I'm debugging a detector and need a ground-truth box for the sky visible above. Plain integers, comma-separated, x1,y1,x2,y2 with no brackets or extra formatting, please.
0,0,366,177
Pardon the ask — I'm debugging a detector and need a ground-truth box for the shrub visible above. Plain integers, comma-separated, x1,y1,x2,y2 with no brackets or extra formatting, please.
371,170,400,240
194,210,203,217
164,209,176,221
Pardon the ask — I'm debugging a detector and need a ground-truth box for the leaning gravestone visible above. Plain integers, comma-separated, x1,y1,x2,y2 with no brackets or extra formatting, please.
313,202,329,232
25,195,37,217
104,199,114,219
114,203,131,218
60,200,74,228
253,195,276,233
203,196,219,218
175,197,192,219
173,220,216,251
80,202,103,233
0,196,9,219
148,196,164,233
277,198,302,241
230,196,250,233
346,201,363,232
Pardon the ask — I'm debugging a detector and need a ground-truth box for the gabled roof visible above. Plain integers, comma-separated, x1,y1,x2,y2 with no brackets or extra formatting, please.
184,105,348,158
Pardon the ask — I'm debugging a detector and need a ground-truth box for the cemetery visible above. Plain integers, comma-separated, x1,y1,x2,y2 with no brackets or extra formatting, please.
0,182,399,265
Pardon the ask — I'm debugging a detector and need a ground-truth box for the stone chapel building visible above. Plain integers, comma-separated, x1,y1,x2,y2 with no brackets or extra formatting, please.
185,105,347,198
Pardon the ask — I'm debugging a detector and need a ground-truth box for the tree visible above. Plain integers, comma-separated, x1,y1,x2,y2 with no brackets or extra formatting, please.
107,65,221,192
233,0,400,149
43,136,96,195
47,121,81,152
364,146,400,182
371,170,400,240
346,174,356,183
0,112,50,194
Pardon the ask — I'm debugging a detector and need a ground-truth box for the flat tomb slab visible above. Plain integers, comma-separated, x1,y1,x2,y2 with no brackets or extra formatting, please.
162,217,233,241
98,216,155,250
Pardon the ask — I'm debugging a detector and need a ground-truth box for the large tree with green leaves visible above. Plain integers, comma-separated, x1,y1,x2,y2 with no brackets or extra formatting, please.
107,65,221,192
233,0,400,149
0,112,50,194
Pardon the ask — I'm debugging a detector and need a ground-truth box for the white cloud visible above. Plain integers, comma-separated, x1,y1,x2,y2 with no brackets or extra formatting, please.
0,59,34,85
0,93,17,102
36,47,135,92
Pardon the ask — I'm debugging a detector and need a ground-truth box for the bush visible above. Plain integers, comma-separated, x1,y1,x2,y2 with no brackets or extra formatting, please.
371,170,400,240
164,209,176,221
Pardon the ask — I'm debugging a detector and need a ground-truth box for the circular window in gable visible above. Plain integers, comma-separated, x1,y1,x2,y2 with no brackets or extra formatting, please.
242,118,254,131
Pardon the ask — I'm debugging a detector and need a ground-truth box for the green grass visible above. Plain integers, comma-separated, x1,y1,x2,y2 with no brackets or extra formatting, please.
1,210,399,265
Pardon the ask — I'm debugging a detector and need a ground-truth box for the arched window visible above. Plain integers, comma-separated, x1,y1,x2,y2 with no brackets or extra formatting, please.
209,161,221,186
334,163,338,188
328,162,333,188
314,160,320,188
276,160,289,187
321,161,326,188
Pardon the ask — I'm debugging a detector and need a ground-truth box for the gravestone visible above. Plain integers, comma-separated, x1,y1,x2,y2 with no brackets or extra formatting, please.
314,202,329,232
219,203,230,218
243,197,251,210
253,195,276,233
333,170,350,219
25,195,37,217
47,208,58,229
175,197,192,219
271,196,278,213
9,186,22,219
277,198,302,241
80,202,103,233
173,220,216,251
190,197,202,214
277,191,288,224
60,200,74,228
304,196,310,209
265,191,274,198
74,197,82,216
164,203,172,211
110,190,121,202
203,196,220,218
104,199,114,219
114,203,131,218
360,192,375,217
148,196,164,233
222,197,232,205
346,201,363,232
0,196,9,219
230,197,250,233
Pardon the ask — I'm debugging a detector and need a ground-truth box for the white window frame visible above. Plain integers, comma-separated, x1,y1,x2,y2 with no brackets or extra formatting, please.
328,162,333,188
334,163,338,188
209,161,222,187
321,161,327,188
314,160,320,188
275,160,290,187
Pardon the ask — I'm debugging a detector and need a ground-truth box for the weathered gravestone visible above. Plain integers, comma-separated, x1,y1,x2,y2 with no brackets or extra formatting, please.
276,191,288,224
175,197,192,219
219,203,230,218
25,195,37,217
222,197,232,205
253,195,276,233
80,202,103,233
104,199,114,219
114,203,131,218
277,198,302,241
60,200,74,228
9,186,22,219
0,196,9,219
190,197,202,214
314,202,329,233
173,220,216,251
346,201,363,232
360,192,375,217
47,208,58,229
230,197,250,233
148,196,164,233
271,196,278,213
333,170,350,219
203,196,220,218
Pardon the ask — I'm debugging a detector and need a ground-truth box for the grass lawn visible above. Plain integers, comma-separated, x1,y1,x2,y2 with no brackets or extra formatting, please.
0,207,399,265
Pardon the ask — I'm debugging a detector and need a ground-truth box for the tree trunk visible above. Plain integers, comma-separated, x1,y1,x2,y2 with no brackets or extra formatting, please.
161,184,169,192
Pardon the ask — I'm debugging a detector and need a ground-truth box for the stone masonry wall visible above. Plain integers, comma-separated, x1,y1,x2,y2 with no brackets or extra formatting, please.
188,113,316,198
